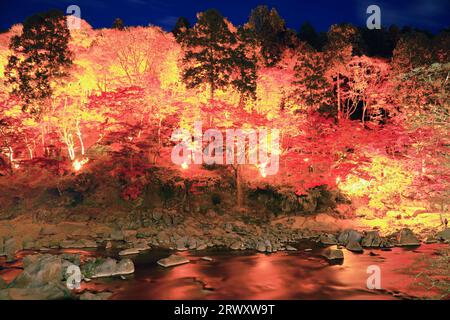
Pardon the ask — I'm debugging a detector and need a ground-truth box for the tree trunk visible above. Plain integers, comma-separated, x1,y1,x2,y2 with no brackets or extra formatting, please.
236,164,243,208
337,73,341,123
362,102,367,127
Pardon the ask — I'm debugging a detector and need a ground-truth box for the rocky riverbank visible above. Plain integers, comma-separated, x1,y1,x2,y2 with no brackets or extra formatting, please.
1,209,449,299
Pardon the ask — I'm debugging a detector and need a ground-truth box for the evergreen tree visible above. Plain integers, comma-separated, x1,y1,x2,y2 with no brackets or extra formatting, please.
5,10,73,116
246,5,289,66
112,18,125,30
172,17,190,42
293,45,332,110
231,27,257,106
180,9,237,101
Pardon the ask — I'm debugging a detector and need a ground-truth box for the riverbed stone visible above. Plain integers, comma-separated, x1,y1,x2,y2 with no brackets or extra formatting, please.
319,233,337,245
80,291,112,300
118,248,140,256
436,228,450,242
110,230,124,241
196,243,207,251
397,228,420,246
89,257,135,278
230,241,243,250
0,282,72,300
5,238,19,262
201,256,213,261
116,259,135,275
338,229,362,245
157,254,190,268
0,277,7,289
256,242,266,252
9,254,63,288
322,248,344,261
346,241,364,253
361,231,382,247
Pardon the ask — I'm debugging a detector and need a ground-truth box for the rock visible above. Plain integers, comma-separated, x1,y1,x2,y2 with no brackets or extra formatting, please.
338,230,362,246
196,243,207,251
0,277,7,290
397,228,420,246
60,239,97,249
264,240,272,253
256,242,266,252
115,259,135,275
319,233,337,245
201,256,213,261
40,226,57,236
79,291,112,300
9,254,63,288
156,231,170,244
361,231,382,247
346,241,364,253
105,241,112,249
322,248,344,261
230,241,242,250
152,209,163,221
157,254,190,268
187,238,197,250
162,214,173,226
133,241,150,251
436,228,450,242
285,245,297,251
424,237,438,244
176,238,187,251
4,238,19,262
0,282,73,300
89,258,135,278
118,248,140,256
110,230,124,241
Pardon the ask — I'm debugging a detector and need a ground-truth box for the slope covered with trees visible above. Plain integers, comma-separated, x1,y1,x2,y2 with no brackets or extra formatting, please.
0,7,448,231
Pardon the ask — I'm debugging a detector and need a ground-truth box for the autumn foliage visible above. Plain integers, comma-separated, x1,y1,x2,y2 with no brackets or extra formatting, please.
0,9,448,215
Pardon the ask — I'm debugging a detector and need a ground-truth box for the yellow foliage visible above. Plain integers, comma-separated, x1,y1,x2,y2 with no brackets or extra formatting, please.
340,155,414,210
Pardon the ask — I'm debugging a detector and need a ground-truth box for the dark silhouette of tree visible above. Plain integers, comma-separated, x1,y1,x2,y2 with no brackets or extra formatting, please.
298,22,326,51
293,44,332,110
231,27,257,106
180,9,237,101
5,9,73,116
246,5,291,66
392,31,432,74
172,17,190,42
112,18,125,30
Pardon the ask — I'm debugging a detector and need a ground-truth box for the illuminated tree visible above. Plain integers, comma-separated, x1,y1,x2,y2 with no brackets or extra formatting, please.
324,23,361,123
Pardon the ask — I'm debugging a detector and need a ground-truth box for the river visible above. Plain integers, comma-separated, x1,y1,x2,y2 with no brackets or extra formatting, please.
1,242,447,300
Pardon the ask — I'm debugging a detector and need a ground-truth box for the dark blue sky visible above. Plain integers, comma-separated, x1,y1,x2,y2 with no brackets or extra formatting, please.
1,0,449,33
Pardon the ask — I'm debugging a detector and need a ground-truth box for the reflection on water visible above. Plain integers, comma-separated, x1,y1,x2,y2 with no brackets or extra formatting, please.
1,242,447,300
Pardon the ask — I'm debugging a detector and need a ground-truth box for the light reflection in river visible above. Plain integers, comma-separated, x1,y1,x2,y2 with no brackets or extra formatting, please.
1,243,447,300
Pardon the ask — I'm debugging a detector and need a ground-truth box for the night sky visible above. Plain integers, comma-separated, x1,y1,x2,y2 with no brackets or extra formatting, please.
1,0,449,33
